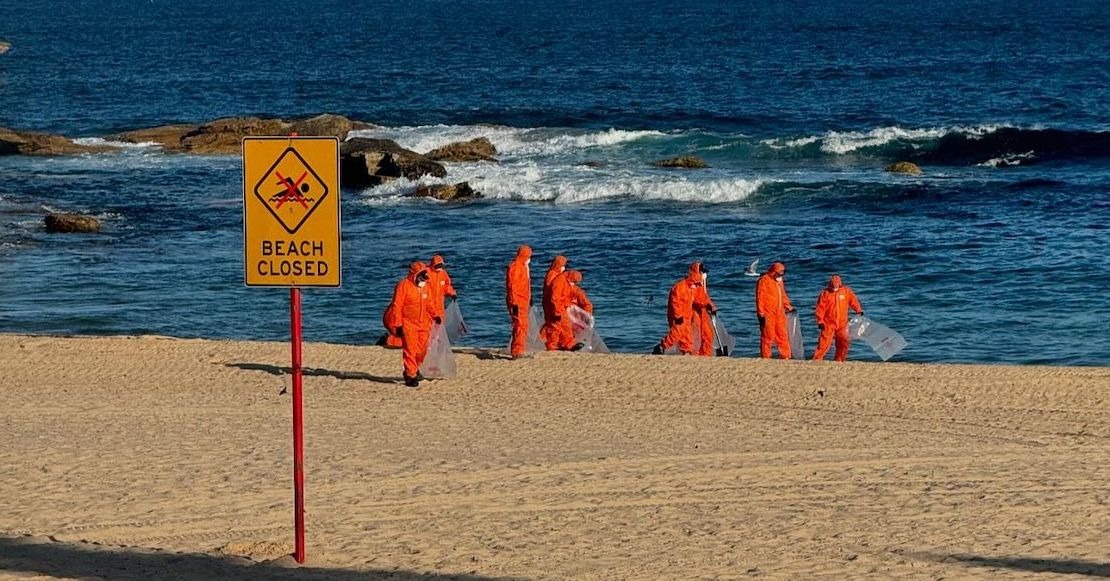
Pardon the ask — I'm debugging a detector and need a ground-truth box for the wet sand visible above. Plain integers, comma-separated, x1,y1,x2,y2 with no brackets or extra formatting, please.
0,334,1107,579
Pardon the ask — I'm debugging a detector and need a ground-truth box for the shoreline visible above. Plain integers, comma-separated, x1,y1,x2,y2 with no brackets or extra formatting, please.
1,333,1107,578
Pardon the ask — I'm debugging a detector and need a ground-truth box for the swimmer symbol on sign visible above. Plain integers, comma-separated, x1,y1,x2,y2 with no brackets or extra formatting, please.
254,147,330,234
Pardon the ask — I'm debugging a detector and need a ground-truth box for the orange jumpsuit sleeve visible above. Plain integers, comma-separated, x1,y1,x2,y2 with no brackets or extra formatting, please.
782,284,794,312
506,262,530,308
386,281,406,331
814,290,835,327
848,288,862,314
443,272,457,298
755,277,773,318
572,287,593,314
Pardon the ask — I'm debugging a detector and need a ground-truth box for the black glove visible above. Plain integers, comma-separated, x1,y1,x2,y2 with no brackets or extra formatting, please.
786,307,796,314
447,294,457,301
818,324,825,331
433,316,443,325
757,315,766,329
708,306,718,315
674,317,684,325
511,305,519,316
394,327,404,338
858,311,864,316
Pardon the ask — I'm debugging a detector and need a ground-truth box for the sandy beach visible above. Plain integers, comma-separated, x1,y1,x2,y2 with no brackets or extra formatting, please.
0,333,1107,579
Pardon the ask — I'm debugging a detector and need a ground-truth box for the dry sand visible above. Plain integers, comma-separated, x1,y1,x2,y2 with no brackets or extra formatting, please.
0,334,1107,580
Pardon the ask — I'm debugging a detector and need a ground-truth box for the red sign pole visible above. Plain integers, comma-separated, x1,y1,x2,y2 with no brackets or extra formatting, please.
290,286,306,563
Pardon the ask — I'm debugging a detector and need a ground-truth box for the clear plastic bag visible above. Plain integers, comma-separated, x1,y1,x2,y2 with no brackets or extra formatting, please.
526,305,546,353
420,323,457,378
710,315,736,357
848,315,908,361
567,305,609,353
787,311,805,359
444,300,469,344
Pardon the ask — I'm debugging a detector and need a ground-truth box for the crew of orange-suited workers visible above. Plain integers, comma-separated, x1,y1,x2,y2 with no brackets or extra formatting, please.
380,247,873,386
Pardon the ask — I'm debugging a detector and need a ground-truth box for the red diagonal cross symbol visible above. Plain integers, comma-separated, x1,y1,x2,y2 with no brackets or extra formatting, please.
274,171,310,209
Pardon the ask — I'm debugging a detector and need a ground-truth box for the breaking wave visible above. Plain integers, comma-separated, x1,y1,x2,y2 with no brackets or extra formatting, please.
349,125,668,158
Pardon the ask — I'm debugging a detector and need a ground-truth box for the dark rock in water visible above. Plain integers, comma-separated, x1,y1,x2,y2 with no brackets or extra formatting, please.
341,138,447,187
578,160,606,168
0,41,10,55
45,213,101,233
885,161,923,175
425,137,498,162
290,114,355,141
651,156,709,169
410,182,482,202
0,127,117,156
115,114,367,154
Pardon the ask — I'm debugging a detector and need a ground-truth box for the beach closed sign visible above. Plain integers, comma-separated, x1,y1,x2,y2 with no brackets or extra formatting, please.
243,136,341,287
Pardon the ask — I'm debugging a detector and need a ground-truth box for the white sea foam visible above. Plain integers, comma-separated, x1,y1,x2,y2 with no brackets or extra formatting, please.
763,125,1008,154
71,137,160,149
978,151,1036,168
348,124,667,158
356,162,768,205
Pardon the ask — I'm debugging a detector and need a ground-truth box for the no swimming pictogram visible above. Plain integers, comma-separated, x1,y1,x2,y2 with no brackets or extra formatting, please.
254,147,329,234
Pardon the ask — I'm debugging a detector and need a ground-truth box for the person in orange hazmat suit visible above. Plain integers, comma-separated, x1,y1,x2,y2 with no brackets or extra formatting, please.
812,274,864,362
540,255,568,344
505,245,533,359
427,254,458,318
755,261,795,359
386,262,441,388
543,269,592,351
691,263,719,357
652,262,705,355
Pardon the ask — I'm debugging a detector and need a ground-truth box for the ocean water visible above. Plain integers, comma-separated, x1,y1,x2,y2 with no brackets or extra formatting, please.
0,0,1108,364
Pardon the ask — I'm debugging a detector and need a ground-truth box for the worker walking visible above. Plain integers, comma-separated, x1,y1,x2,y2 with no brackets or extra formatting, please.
505,245,533,359
692,263,718,357
540,255,568,345
386,262,441,387
427,254,458,316
755,261,795,359
652,262,706,355
812,274,864,362
543,269,592,351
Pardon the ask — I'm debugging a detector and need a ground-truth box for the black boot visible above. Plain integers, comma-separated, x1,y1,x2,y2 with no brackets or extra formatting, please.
404,375,420,388
652,343,664,355
571,342,586,352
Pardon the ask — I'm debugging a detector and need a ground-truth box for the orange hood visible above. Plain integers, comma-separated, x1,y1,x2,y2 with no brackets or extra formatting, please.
408,261,429,284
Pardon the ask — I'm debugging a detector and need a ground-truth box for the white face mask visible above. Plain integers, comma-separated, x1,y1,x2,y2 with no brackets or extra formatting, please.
417,281,427,288
775,275,784,282
701,273,708,282
526,259,531,266
560,266,565,272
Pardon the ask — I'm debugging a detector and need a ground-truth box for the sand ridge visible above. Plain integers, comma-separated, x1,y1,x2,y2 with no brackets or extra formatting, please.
0,334,1107,579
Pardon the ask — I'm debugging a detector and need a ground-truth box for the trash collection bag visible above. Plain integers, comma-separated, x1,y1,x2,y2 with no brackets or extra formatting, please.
787,311,805,360
710,315,736,357
420,323,457,379
444,300,469,344
526,305,546,353
567,305,609,353
848,315,907,361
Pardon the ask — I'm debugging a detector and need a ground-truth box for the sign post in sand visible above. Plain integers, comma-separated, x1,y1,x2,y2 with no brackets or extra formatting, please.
243,135,341,563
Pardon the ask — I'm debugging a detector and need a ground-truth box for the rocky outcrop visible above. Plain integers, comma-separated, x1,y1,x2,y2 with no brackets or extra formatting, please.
341,138,447,187
410,182,482,202
651,156,709,169
885,161,923,175
0,127,117,156
45,213,101,233
116,114,366,153
0,41,10,55
425,137,498,162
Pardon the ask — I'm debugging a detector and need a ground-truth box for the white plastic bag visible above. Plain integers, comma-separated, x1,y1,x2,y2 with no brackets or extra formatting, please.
848,315,907,361
420,323,457,379
444,300,469,344
787,312,805,359
567,305,609,353
526,305,546,353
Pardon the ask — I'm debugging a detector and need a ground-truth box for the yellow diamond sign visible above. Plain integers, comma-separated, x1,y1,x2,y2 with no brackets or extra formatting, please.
243,137,341,287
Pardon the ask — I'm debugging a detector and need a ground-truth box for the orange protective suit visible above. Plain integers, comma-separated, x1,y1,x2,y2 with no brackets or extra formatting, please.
505,245,533,358
658,262,704,355
543,269,592,350
386,262,439,381
692,265,717,357
380,305,403,348
540,255,568,344
812,275,863,362
755,262,794,359
427,254,457,318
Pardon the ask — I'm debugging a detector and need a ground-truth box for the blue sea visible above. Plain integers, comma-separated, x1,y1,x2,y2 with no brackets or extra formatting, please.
1,0,1108,364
